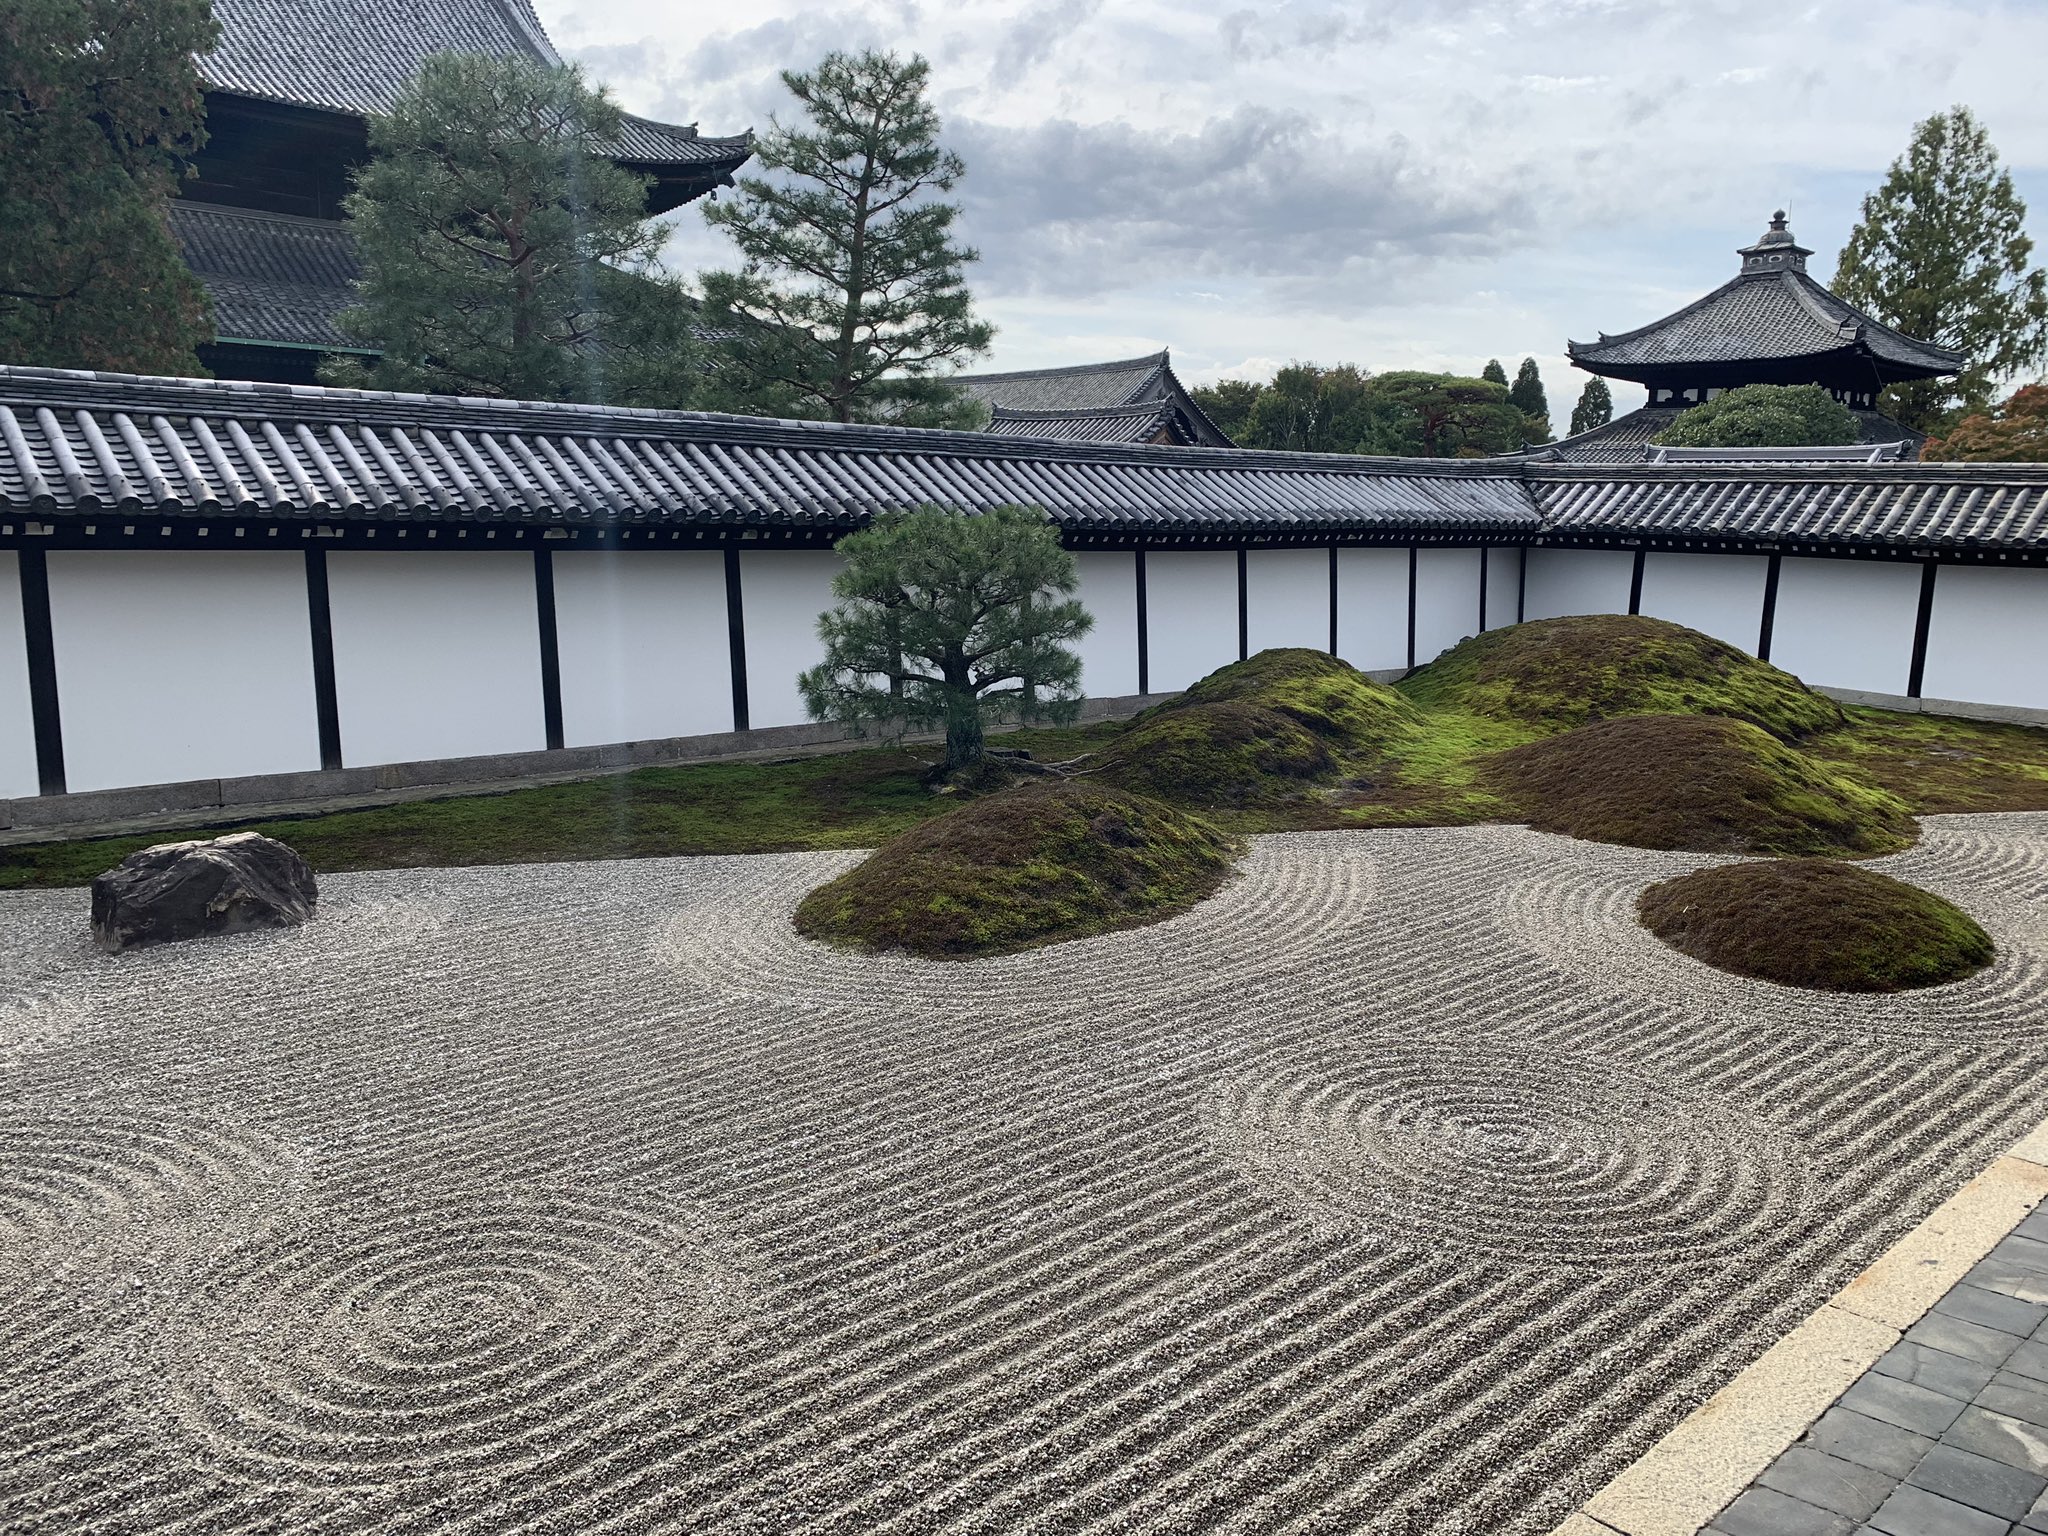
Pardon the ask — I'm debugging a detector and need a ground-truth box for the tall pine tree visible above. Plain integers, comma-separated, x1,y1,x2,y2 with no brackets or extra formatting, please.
0,0,215,373
701,51,992,425
329,54,697,405
1481,359,1509,386
1834,106,2048,430
1569,377,1614,437
1508,357,1552,442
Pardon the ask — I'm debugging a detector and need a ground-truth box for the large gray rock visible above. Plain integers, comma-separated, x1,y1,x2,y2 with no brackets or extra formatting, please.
91,832,318,953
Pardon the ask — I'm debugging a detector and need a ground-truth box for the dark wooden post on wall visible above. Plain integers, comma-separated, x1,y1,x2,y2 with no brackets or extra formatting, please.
1134,547,1149,695
1757,554,1782,661
1405,547,1418,669
1327,546,1339,655
533,548,565,751
1907,561,1939,699
1236,548,1249,662
18,548,65,795
304,548,343,770
1627,548,1646,615
724,548,749,732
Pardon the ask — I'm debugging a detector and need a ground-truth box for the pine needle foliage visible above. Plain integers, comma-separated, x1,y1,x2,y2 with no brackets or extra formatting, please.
0,0,215,373
328,53,696,406
1509,357,1552,442
1568,377,1614,437
800,507,1092,774
701,51,993,425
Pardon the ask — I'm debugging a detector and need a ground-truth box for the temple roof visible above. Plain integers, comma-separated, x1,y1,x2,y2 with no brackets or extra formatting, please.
985,402,1194,445
1568,214,1963,386
1526,404,1924,465
200,0,751,177
953,351,1235,447
170,203,362,351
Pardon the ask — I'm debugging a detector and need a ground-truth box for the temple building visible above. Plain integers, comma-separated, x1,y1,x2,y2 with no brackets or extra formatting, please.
1536,213,1964,463
170,0,751,385
954,351,1236,446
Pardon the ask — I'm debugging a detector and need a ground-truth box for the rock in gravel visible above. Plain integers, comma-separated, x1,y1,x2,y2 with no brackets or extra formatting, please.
90,832,317,953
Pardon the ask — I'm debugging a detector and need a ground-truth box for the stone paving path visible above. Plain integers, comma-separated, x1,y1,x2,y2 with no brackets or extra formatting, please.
1709,1205,2048,1536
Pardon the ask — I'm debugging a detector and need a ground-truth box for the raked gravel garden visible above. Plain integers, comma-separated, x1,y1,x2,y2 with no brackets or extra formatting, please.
5,808,2048,1534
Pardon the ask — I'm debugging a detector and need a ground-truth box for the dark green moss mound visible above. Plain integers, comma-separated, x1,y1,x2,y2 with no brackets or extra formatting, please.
1639,859,1993,992
1093,701,1336,808
794,781,1238,959
1488,715,1916,856
1401,615,1844,740
1165,648,1421,746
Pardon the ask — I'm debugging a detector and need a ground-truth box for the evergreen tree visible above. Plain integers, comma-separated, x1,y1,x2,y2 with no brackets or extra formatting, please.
800,506,1090,775
328,53,696,405
1364,372,1525,457
1568,377,1614,437
1481,359,1509,387
0,0,215,373
702,51,993,425
1508,357,1552,442
1189,378,1263,443
1834,106,2048,430
1656,384,1861,448
1241,363,1407,454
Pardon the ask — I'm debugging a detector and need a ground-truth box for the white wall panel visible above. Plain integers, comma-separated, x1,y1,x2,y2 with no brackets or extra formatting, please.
1482,546,1522,630
1413,548,1484,666
1769,557,1921,697
740,550,843,729
1071,551,1138,698
1522,548,1635,620
1145,551,1239,692
1245,548,1330,656
0,553,38,797
1336,548,1408,671
1639,552,1768,652
1921,565,2048,712
552,551,731,746
327,551,543,767
47,551,320,792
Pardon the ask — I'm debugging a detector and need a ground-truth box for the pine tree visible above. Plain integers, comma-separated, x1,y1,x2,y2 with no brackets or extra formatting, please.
1508,357,1552,442
1569,377,1614,437
328,53,696,406
702,51,993,425
1834,106,2048,431
1481,359,1509,386
1656,384,1861,448
0,0,216,373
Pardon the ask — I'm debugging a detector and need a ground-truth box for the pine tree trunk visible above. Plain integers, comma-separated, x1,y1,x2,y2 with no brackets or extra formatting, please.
942,674,984,773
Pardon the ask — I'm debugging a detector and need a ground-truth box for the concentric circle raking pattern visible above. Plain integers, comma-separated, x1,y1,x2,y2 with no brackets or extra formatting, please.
150,1182,748,1489
1206,1038,1813,1267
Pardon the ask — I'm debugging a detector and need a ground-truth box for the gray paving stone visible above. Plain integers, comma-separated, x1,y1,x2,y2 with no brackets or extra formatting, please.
1983,1375,2048,1433
1994,1235,2048,1277
1937,1284,2048,1339
2006,1341,2048,1388
1868,1483,2014,1536
1843,1372,1974,1439
2022,1484,2048,1530
2015,1207,2048,1245
1907,1313,2029,1368
1944,1405,2048,1475
1908,1442,2048,1519
1965,1256,2048,1307
1717,1486,1857,1536
1879,1341,2001,1402
1762,1446,1909,1521
1811,1408,1942,1478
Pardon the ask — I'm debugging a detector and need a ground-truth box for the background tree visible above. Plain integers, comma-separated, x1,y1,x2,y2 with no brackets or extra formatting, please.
1920,383,2048,461
1656,383,1861,448
1240,363,1410,454
1189,377,1263,442
800,506,1091,776
328,53,696,405
1834,106,2048,431
1364,372,1526,456
1569,377,1614,437
1509,357,1552,443
1481,359,1509,387
0,0,215,373
702,51,992,425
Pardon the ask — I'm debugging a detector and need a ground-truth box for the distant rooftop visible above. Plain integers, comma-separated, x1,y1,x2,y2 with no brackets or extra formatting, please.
953,351,1236,447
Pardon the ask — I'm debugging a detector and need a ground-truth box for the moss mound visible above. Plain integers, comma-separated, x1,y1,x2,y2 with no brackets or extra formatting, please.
794,781,1238,959
1639,859,1993,992
1488,715,1916,856
1167,648,1421,746
1401,615,1844,740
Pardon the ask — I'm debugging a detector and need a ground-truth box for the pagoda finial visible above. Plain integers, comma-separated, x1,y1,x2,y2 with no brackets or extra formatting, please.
1739,210,1811,275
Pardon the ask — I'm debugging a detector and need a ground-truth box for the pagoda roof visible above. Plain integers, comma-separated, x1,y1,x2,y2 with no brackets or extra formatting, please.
200,0,751,178
169,202,362,351
1568,214,1963,386
954,350,1235,446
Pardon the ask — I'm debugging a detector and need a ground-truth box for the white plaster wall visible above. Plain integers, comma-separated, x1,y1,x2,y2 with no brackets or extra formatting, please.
1145,551,1240,692
1769,557,1922,697
1521,548,1636,621
552,551,731,746
1246,548,1330,655
1413,548,1484,666
46,551,320,792
1921,565,2048,712
1639,552,1769,652
327,551,543,767
1482,546,1523,631
740,550,844,729
1336,548,1409,671
0,553,39,798
1071,551,1139,698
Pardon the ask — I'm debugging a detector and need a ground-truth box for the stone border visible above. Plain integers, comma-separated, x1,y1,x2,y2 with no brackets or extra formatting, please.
0,693,1171,844
1548,1122,2048,1536
1818,685,2048,730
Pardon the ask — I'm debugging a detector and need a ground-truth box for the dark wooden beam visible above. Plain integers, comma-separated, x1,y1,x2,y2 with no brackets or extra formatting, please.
304,549,342,771
17,548,64,795
534,549,565,751
724,549,749,732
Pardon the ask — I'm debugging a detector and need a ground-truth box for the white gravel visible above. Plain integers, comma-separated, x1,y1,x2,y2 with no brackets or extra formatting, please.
2,815,2046,1535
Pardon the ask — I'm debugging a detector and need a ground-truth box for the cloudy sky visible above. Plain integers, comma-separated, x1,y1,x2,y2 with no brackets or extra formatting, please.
540,0,2048,431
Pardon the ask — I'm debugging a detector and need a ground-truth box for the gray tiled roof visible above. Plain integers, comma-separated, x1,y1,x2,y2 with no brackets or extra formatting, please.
953,352,1173,412
169,202,362,349
1531,406,1924,464
985,402,1187,444
1569,269,1963,378
201,0,751,171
